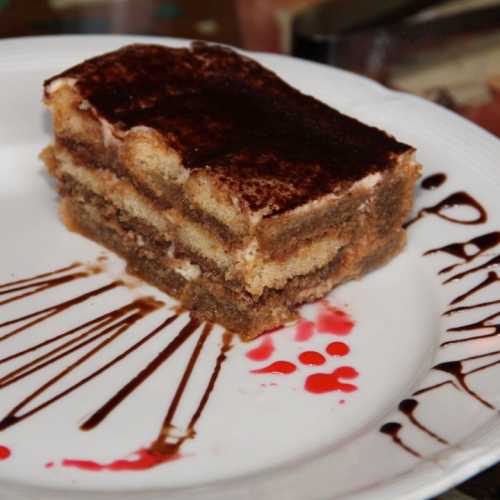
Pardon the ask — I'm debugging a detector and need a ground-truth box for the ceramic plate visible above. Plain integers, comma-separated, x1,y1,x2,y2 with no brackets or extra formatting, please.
1,35,500,500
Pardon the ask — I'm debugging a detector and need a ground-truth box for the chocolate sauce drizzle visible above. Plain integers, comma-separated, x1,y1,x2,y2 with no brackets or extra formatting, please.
445,299,500,316
0,261,233,465
443,310,500,347
425,231,500,275
0,262,87,306
448,268,499,306
150,330,233,456
404,191,487,228
433,361,495,410
0,293,164,430
379,423,421,458
81,317,203,431
421,173,447,190
398,399,448,444
382,174,500,458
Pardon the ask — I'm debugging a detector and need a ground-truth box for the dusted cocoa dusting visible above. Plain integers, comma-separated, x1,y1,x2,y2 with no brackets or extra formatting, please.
46,43,412,214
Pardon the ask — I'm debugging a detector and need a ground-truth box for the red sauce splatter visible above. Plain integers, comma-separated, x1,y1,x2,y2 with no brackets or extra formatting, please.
45,461,54,468
61,448,181,471
339,399,346,405
317,301,354,335
305,366,358,394
326,341,350,356
298,351,326,366
294,319,314,341
246,335,274,361
0,446,10,460
251,361,296,374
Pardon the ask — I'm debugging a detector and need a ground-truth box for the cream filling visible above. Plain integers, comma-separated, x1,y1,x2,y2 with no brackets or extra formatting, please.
166,244,201,281
45,77,78,95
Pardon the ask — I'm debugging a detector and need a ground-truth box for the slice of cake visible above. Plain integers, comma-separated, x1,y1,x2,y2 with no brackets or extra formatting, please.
42,42,420,340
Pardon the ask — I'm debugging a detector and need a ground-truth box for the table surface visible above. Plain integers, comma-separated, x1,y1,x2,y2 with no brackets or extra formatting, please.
1,1,499,498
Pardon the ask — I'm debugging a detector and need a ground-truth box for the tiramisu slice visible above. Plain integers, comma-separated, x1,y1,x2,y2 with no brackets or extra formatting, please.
42,42,420,340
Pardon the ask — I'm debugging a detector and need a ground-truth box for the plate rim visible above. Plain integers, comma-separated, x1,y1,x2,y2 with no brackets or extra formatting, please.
1,33,500,500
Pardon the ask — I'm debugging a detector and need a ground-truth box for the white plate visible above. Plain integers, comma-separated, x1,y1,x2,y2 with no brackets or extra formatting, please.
0,35,499,500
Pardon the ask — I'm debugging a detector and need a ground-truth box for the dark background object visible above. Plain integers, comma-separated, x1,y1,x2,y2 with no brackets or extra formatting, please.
292,0,500,137
292,0,500,80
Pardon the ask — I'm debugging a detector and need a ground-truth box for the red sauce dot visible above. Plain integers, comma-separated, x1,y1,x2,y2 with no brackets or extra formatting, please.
246,335,274,361
305,366,358,394
299,351,326,366
339,399,346,405
251,361,296,374
0,446,10,460
295,319,314,341
45,461,54,468
326,341,350,356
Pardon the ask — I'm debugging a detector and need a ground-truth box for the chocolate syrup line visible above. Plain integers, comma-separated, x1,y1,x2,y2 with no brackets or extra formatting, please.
382,182,500,456
466,358,500,378
398,399,448,445
417,349,500,398
441,310,500,347
425,232,500,275
460,348,500,363
421,173,447,191
0,281,122,343
81,317,200,431
0,259,234,463
412,380,459,396
187,331,233,432
0,300,160,389
444,299,500,316
0,302,136,365
414,347,500,400
0,270,91,307
404,191,487,229
379,423,422,458
0,263,81,290
151,322,213,452
387,350,500,454
25,311,176,432
0,318,129,389
151,330,233,455
433,361,494,410
449,272,499,306
0,321,131,431
443,254,500,285
0,298,162,431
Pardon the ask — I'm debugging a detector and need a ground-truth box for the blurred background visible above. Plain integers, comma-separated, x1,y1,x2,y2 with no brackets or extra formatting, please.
1,1,500,498
1,0,499,138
